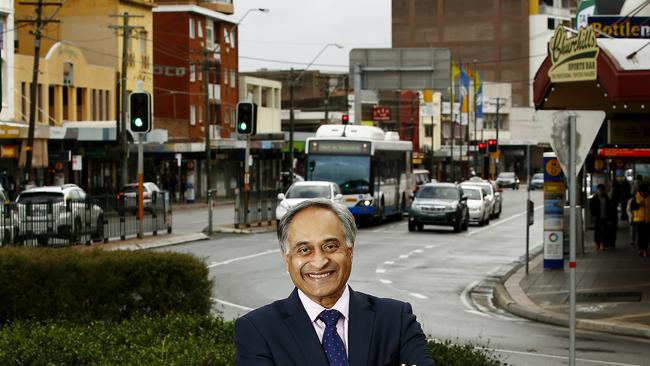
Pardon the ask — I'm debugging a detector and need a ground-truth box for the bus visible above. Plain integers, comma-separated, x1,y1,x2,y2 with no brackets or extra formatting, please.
305,124,413,221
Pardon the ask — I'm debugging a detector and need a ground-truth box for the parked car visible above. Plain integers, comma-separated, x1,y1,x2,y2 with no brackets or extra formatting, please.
14,185,104,245
530,173,544,190
461,179,502,219
462,186,491,226
408,182,468,233
275,181,344,220
120,182,163,212
496,172,520,190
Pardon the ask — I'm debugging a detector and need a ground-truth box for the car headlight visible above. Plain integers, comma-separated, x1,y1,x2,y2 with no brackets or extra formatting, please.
411,202,422,210
445,204,458,212
356,199,373,207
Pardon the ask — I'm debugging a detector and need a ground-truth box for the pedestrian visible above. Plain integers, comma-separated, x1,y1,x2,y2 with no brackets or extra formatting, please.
631,184,650,257
234,199,436,365
590,184,615,251
632,175,643,195
627,196,637,246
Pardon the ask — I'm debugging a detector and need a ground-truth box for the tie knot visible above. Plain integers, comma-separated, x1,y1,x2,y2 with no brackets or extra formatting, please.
318,309,342,326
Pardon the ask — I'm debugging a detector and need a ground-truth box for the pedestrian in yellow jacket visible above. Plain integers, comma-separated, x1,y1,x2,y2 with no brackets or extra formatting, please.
632,184,650,257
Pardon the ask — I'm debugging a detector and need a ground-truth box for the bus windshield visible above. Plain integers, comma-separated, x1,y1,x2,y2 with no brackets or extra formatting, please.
307,155,370,194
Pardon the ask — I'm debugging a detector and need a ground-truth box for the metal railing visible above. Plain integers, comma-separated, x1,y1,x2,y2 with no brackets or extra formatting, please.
0,192,172,247
234,190,279,228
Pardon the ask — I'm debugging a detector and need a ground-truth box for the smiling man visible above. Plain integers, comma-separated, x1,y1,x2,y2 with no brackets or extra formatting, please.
234,199,435,366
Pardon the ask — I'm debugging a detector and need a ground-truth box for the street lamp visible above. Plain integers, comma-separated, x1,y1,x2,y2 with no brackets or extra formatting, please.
288,43,344,183
236,8,270,26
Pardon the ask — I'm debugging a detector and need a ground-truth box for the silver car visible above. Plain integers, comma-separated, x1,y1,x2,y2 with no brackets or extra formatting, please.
15,185,104,245
276,181,344,220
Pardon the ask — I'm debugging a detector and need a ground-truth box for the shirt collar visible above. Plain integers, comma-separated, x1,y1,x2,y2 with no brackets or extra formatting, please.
298,285,350,323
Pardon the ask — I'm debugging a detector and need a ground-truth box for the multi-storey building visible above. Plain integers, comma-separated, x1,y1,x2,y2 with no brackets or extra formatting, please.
0,0,16,189
13,0,153,192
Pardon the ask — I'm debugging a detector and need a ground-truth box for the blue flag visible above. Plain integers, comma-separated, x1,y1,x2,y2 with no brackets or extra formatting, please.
460,65,470,113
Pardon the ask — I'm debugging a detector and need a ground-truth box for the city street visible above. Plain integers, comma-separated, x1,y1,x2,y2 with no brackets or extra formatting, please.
161,189,650,366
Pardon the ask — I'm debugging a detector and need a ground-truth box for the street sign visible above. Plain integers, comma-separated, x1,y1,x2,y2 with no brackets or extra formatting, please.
536,110,605,177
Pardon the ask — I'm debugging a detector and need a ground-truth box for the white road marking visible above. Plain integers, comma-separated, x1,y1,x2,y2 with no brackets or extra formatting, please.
465,309,491,318
467,205,543,237
425,245,436,249
211,298,253,312
375,268,386,274
372,227,385,232
384,260,395,265
379,278,392,284
413,249,423,253
399,254,409,259
409,292,428,299
490,348,642,366
207,249,281,268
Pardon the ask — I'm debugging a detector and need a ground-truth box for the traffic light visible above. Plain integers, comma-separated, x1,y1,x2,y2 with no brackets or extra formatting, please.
487,139,498,153
236,102,257,135
129,92,152,133
478,142,487,154
341,114,349,124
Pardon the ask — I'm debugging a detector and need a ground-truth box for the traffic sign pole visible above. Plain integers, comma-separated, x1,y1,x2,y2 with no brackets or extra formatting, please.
569,113,577,366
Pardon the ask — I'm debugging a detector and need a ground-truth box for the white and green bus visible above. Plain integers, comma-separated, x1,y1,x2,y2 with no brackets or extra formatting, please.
305,124,412,221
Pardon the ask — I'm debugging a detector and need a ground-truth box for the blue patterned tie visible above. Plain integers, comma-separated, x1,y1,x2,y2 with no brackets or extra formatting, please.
318,309,349,366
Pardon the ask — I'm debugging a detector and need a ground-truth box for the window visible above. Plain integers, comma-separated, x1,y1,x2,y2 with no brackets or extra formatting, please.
140,32,147,55
190,105,196,125
105,92,110,120
190,64,196,82
98,90,103,121
206,21,214,49
223,68,228,85
230,70,236,88
92,89,97,120
197,20,203,38
229,29,235,47
231,109,235,128
198,67,202,81
189,18,195,39
198,105,203,124
224,109,230,127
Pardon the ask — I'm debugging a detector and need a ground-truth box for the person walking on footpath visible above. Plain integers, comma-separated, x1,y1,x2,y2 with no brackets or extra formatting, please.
590,184,615,251
627,195,637,246
631,183,650,257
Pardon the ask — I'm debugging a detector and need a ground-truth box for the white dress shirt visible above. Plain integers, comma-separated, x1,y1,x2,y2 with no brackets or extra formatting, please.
297,285,350,356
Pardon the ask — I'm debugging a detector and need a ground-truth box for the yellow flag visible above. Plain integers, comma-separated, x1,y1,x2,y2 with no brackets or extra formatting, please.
452,60,460,81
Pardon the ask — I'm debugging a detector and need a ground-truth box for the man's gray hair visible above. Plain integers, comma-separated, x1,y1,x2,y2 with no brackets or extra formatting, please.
277,198,357,254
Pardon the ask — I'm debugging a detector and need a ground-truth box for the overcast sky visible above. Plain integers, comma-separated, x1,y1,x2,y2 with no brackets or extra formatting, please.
233,0,391,73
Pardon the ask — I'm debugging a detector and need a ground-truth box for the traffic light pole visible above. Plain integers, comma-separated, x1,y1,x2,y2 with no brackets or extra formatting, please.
137,133,144,238
244,135,250,227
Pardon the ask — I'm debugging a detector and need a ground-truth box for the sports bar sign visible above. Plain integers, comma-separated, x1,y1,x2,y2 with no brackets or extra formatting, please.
372,106,391,121
548,25,599,83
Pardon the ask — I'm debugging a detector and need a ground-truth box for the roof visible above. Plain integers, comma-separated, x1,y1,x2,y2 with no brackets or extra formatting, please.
292,181,335,187
422,182,457,187
21,186,71,194
153,4,237,24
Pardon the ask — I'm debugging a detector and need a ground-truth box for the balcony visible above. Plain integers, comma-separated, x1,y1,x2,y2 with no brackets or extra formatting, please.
199,0,234,14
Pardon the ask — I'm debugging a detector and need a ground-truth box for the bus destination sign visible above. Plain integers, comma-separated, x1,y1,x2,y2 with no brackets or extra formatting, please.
309,140,370,155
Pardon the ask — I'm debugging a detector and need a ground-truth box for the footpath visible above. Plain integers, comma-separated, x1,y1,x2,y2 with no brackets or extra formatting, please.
76,197,275,252
495,221,650,339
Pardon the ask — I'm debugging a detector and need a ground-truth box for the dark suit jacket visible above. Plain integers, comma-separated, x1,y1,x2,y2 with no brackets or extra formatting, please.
235,287,435,366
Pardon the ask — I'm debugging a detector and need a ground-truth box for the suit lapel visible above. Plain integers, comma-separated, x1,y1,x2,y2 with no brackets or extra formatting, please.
348,288,375,366
283,288,330,366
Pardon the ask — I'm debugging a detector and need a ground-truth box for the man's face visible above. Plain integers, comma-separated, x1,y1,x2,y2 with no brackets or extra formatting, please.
284,207,353,308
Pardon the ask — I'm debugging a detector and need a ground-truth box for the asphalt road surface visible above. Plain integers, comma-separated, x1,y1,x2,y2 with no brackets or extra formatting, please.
160,189,650,366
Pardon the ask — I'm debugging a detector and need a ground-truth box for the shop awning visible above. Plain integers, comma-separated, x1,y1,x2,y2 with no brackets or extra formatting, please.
50,121,117,141
598,145,650,159
533,39,650,112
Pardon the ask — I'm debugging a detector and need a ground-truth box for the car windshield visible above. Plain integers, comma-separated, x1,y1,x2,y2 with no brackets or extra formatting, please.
307,155,370,195
463,189,481,200
498,173,515,179
463,183,492,195
416,186,459,200
533,173,544,180
285,185,331,199
17,192,64,204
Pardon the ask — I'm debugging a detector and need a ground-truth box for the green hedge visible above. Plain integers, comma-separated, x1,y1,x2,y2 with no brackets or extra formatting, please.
0,248,212,323
0,314,504,366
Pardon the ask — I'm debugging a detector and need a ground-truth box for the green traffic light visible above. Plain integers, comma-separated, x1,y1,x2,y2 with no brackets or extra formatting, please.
134,117,144,128
239,122,247,131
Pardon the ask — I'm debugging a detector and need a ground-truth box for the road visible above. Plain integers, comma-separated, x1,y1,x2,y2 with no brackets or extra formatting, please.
159,189,650,366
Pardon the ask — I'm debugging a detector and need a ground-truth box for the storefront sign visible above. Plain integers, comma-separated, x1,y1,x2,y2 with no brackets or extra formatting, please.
588,16,650,38
0,125,22,138
548,26,599,83
372,106,391,121
0,145,17,158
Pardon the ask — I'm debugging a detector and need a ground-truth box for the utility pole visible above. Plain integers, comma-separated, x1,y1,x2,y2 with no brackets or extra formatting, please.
288,68,295,184
203,48,214,202
473,60,478,175
323,76,330,124
495,97,502,179
18,0,61,185
450,64,455,183
110,13,144,188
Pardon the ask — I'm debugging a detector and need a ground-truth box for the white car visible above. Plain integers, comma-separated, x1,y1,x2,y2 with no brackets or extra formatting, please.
276,181,344,220
462,186,491,226
14,185,104,245
461,179,502,219
120,182,163,212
